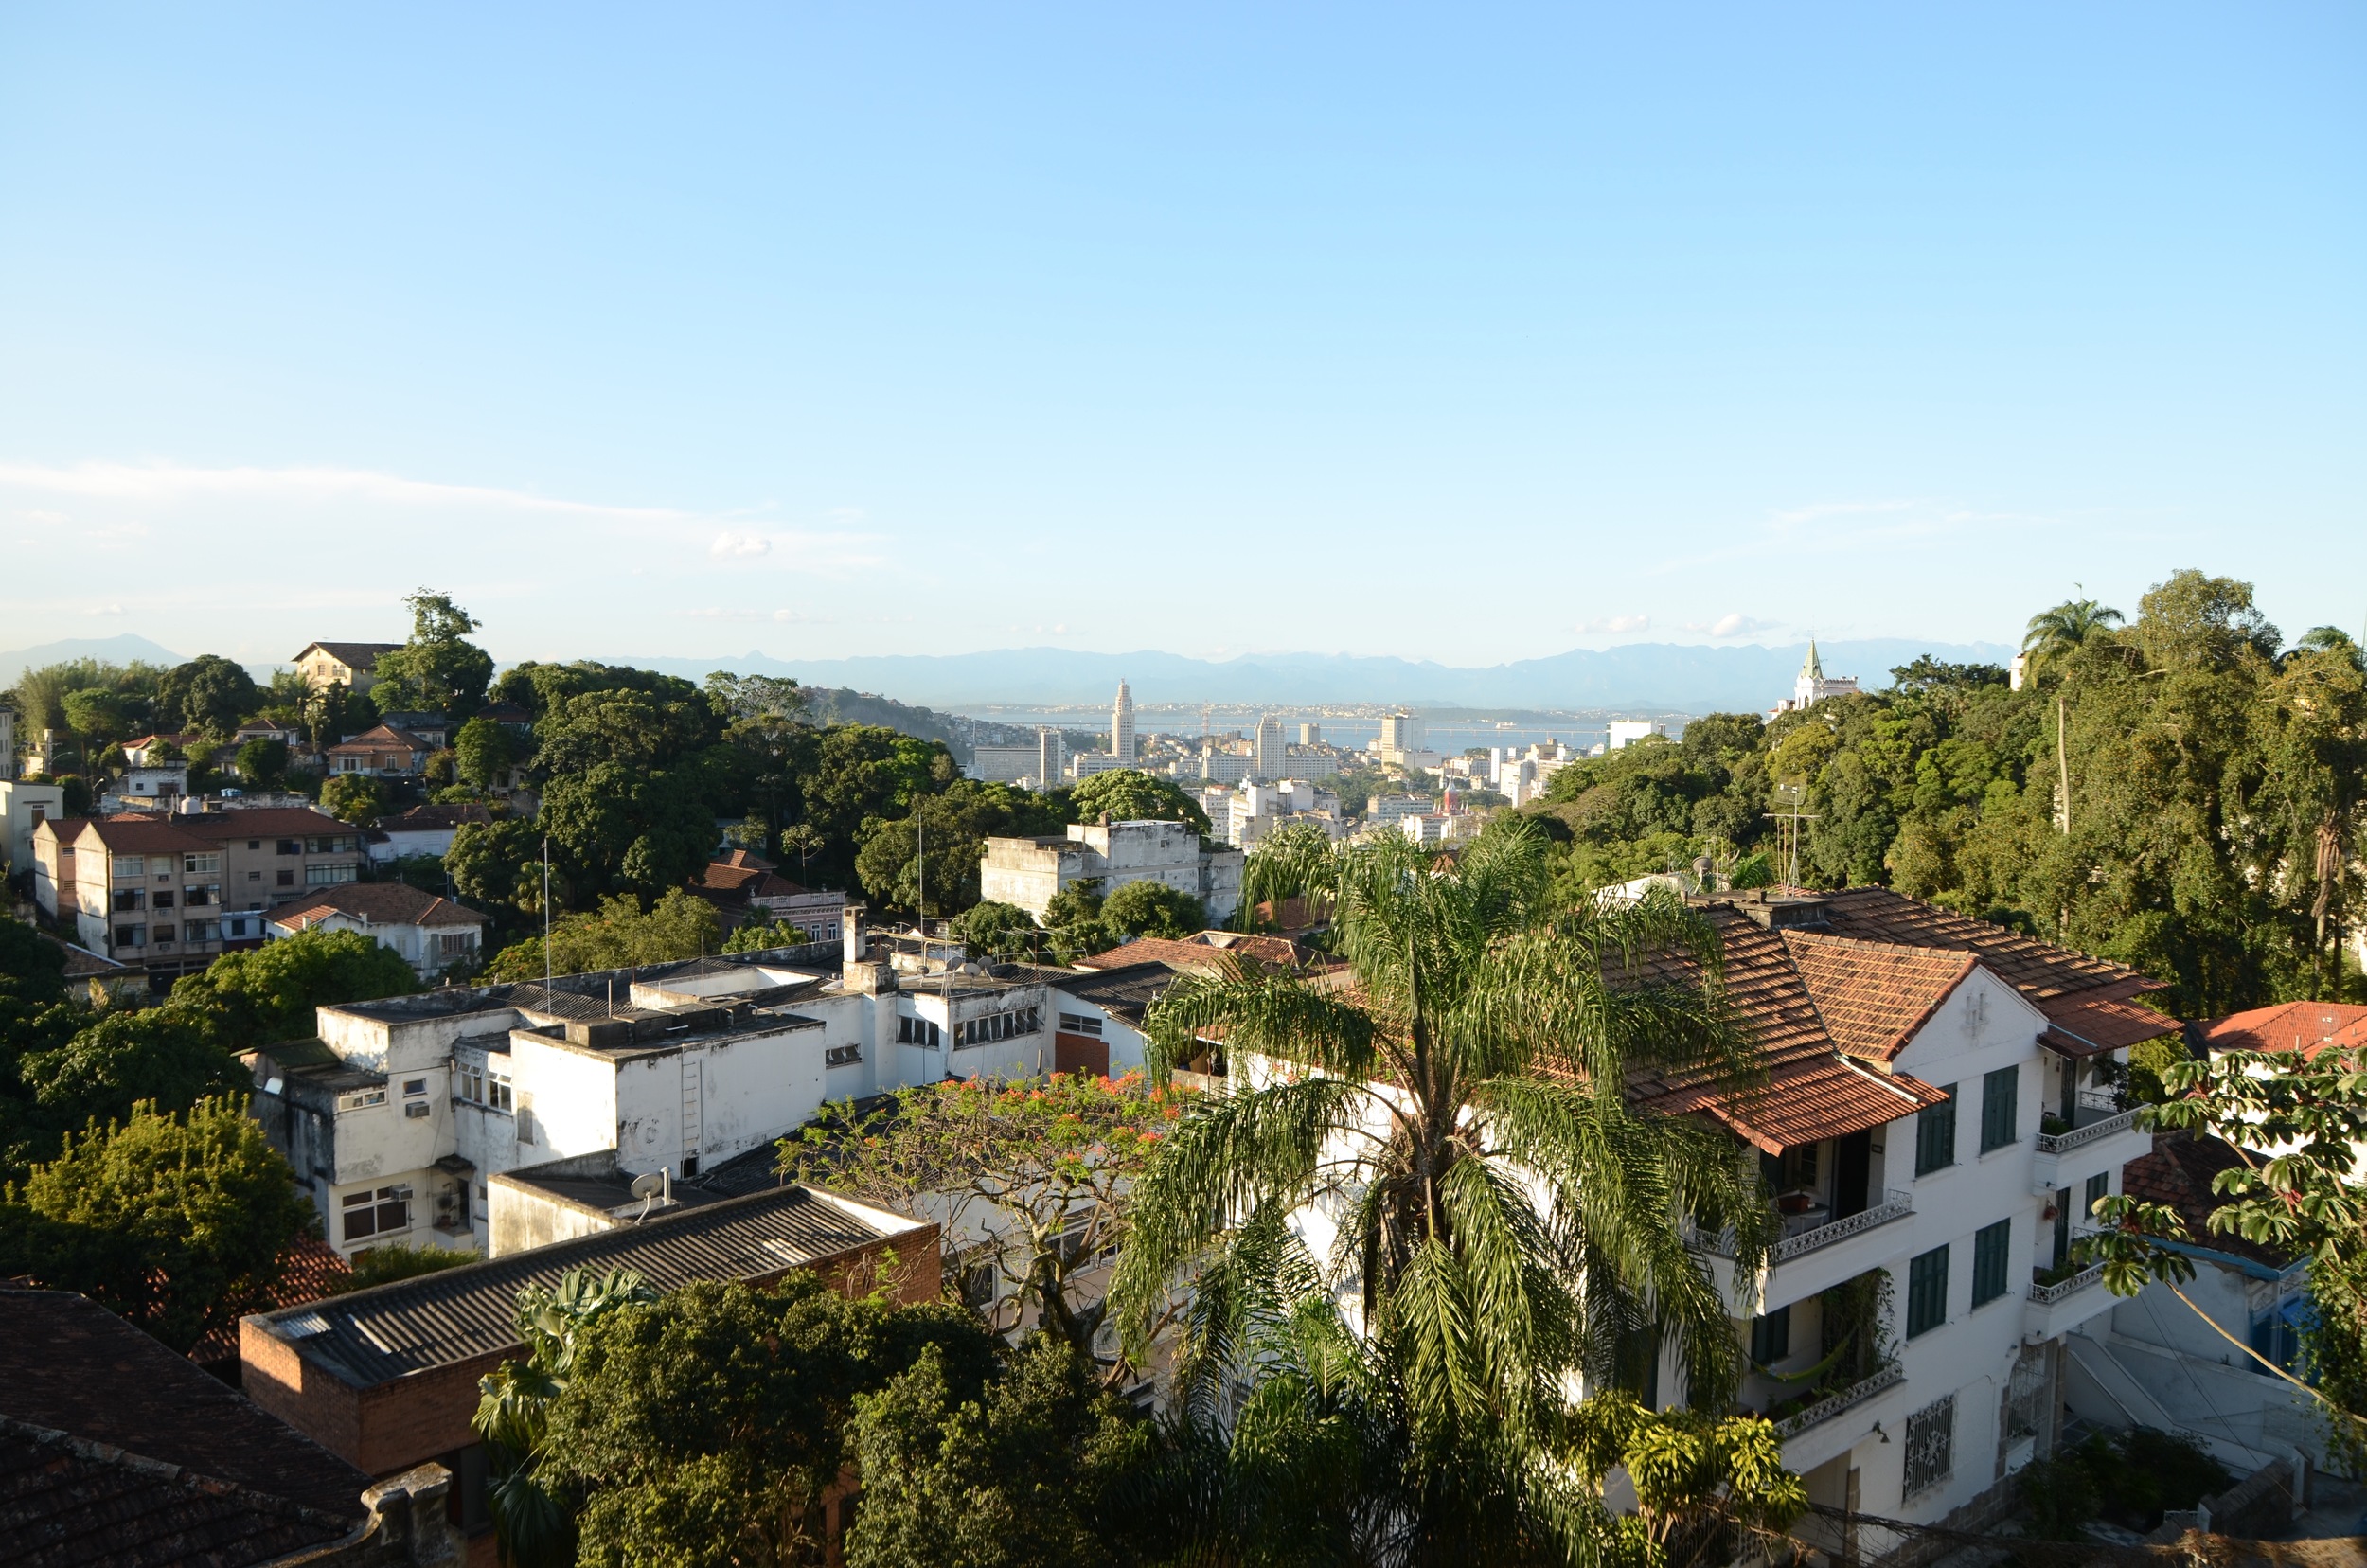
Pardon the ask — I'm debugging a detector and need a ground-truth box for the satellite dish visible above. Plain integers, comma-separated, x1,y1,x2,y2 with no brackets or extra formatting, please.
629,1168,672,1222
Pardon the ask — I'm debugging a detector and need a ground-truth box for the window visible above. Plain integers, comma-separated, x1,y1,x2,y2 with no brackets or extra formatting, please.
437,933,473,956
1903,1395,1956,1497
113,856,147,883
181,852,221,874
825,1044,862,1068
306,834,361,854
1908,1244,1949,1337
276,840,302,856
1780,1143,1820,1192
1750,1305,1791,1365
1972,1219,2012,1307
1915,1084,1958,1176
488,1060,514,1113
114,924,144,949
153,890,175,910
151,924,174,947
336,1087,388,1113
456,1064,485,1103
307,863,360,887
276,869,295,886
113,888,145,912
1980,1065,2019,1152
402,1078,428,1097
1059,1012,1104,1037
340,1184,412,1242
183,919,219,943
185,884,217,907
2084,1171,2110,1223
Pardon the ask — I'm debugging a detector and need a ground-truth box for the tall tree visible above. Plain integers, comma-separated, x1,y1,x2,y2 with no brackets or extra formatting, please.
155,654,260,738
0,1097,313,1354
169,926,421,1048
2020,593,2125,837
369,588,496,716
1111,823,1773,1556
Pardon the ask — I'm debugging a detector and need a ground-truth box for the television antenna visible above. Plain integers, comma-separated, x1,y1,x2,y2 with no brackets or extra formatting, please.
1763,782,1818,891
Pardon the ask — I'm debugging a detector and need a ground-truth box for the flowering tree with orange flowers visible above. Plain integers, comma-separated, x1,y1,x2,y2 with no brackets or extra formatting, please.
777,1070,1189,1389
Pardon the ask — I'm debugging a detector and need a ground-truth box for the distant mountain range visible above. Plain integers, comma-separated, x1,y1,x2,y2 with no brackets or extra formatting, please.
622,640,2017,717
0,634,187,688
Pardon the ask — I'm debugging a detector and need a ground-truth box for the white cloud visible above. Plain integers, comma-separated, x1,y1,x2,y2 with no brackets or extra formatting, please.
0,458,692,524
710,531,772,558
80,603,126,617
1684,613,1779,637
1575,614,1651,634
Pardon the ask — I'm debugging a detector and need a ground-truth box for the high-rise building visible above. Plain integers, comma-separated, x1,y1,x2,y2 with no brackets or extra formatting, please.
1377,712,1427,764
1298,722,1322,746
1254,714,1285,781
1112,681,1136,766
1037,726,1066,787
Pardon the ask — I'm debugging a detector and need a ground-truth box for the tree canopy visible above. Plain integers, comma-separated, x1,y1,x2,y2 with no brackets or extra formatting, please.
370,588,496,716
169,926,420,1049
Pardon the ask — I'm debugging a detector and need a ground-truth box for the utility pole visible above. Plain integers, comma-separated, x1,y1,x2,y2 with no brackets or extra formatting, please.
1763,784,1819,891
542,834,552,996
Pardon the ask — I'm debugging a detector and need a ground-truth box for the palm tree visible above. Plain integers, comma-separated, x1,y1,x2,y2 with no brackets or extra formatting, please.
1111,822,1775,1561
2021,593,2125,836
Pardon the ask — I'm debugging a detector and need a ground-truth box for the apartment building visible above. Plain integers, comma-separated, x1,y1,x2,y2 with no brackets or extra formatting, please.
61,806,366,978
1626,888,2172,1547
980,818,1245,923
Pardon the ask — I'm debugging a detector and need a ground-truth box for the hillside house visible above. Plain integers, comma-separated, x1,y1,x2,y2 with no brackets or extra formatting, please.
294,641,400,694
326,723,432,779
266,882,489,978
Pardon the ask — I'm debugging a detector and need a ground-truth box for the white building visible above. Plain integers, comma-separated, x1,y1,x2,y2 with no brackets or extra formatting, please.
970,744,1039,785
265,882,489,979
1376,712,1426,764
1363,793,1432,825
1770,640,1861,718
242,925,1183,1261
1254,715,1286,781
1219,780,1344,847
0,776,65,873
1112,680,1137,766
1195,748,1252,785
979,818,1244,924
1606,720,1666,751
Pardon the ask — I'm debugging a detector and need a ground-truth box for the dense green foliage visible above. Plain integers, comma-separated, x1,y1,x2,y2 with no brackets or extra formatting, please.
482,890,723,981
169,926,421,1046
852,778,1063,917
369,588,497,716
1530,573,2366,1016
0,1097,313,1354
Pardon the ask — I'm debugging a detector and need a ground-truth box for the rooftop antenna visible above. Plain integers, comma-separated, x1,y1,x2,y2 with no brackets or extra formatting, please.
1763,783,1819,891
542,833,552,999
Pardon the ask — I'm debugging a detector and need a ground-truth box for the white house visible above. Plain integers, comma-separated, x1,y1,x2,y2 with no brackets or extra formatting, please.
979,818,1244,924
239,916,1207,1262
0,776,65,872
265,882,489,979
367,801,495,865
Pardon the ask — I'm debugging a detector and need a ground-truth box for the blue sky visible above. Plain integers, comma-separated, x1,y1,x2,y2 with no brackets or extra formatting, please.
1,5,2358,669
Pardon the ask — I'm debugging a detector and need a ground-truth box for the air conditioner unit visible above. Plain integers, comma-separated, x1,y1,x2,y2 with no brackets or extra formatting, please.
404,1101,431,1119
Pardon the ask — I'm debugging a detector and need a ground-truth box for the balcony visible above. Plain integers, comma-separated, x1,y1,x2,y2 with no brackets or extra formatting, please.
2032,1093,2153,1193
1695,1189,1914,1265
2023,1250,2116,1340
1772,1362,1906,1440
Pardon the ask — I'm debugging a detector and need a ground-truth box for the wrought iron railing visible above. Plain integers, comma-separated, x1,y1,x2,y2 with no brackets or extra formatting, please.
1691,1190,1913,1262
2035,1106,2141,1155
1773,1362,1905,1439
2028,1260,2106,1306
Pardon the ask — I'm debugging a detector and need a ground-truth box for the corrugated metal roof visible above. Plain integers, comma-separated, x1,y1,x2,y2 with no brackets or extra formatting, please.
254,1186,888,1389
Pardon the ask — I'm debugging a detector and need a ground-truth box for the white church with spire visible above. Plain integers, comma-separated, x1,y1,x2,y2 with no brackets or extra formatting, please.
1768,639,1860,718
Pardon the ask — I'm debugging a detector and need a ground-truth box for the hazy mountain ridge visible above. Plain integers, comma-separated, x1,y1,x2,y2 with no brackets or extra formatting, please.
622,639,2017,716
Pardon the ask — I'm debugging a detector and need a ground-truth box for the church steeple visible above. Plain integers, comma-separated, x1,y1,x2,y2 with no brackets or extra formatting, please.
1801,638,1824,682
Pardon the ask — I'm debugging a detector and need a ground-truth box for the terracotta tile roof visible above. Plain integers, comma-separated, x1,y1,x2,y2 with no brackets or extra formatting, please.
295,640,399,668
324,723,429,756
32,816,90,846
0,1287,368,1524
1659,1054,1952,1154
693,860,812,900
472,700,533,724
2119,1132,2295,1271
174,807,341,840
75,818,208,855
268,882,487,930
1782,931,1975,1062
2196,1001,2367,1062
2038,992,2180,1058
187,1238,353,1368
1075,936,1250,976
1814,885,2161,1003
1195,931,1304,967
715,848,776,871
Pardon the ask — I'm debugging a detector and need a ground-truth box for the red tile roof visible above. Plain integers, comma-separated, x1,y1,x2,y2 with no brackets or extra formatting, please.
186,1238,354,1367
75,818,208,855
324,723,430,756
381,802,494,832
295,640,399,668
2038,992,2180,1058
693,860,812,900
2194,1001,2367,1062
1076,936,1256,976
1783,930,1975,1061
1195,931,1305,967
269,882,487,930
1659,1054,1951,1154
1814,886,2161,1003
714,848,776,871
2119,1133,2294,1270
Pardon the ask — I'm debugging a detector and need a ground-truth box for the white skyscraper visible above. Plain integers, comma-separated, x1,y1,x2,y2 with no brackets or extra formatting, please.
1037,726,1066,787
1112,680,1136,766
1254,714,1285,781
